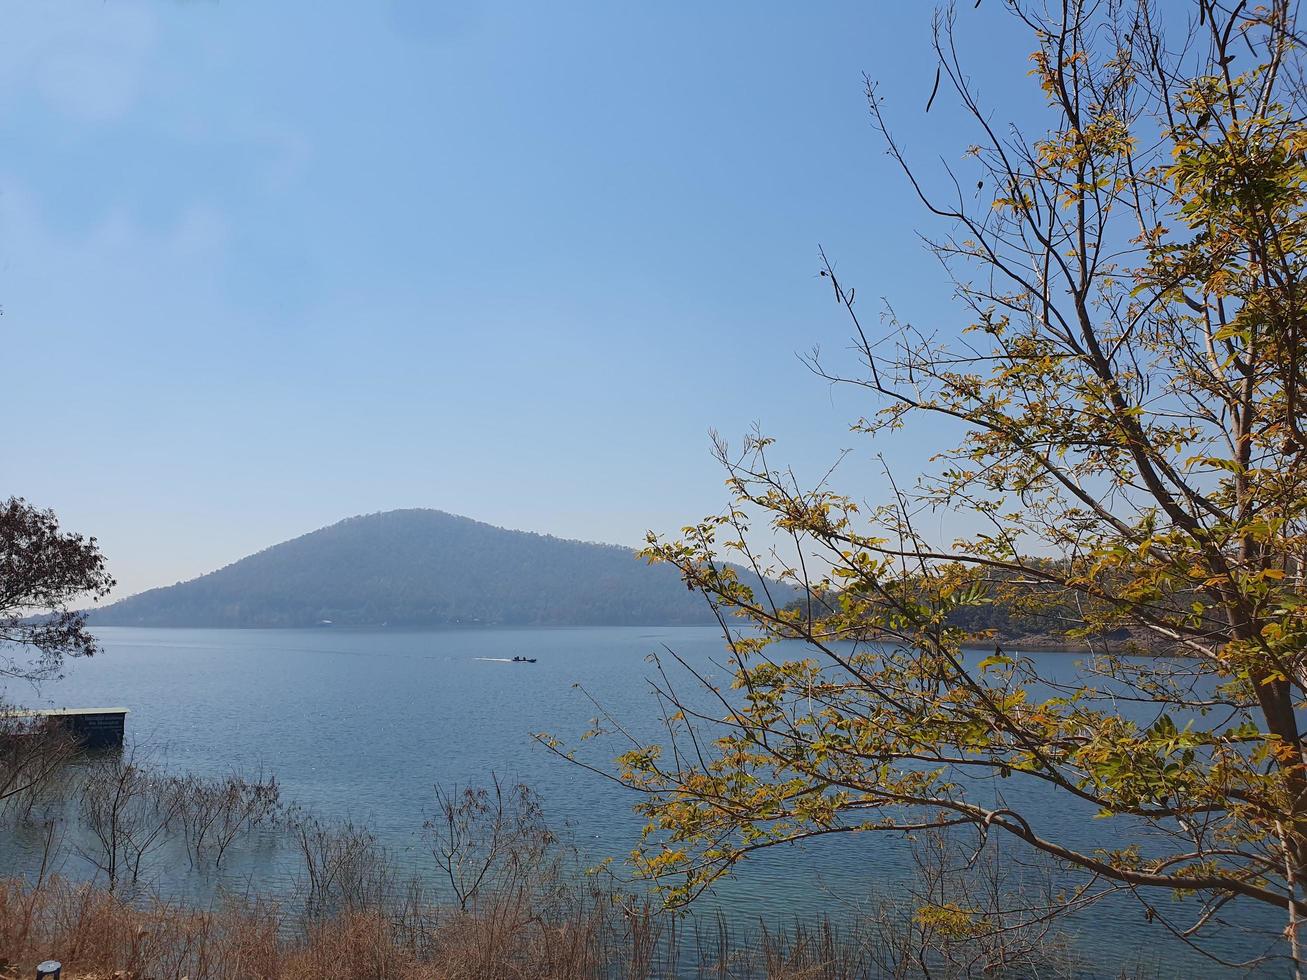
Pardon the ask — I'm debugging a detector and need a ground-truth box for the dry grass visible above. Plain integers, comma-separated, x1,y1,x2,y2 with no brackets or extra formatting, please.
0,769,1104,979
0,875,916,980
0,876,1107,980
0,876,632,980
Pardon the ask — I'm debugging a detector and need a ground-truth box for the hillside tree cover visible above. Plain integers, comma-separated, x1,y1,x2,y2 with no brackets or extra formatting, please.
93,509,759,628
553,0,1307,972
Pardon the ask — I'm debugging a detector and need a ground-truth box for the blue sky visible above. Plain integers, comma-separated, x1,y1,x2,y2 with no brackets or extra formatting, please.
3,1,1037,599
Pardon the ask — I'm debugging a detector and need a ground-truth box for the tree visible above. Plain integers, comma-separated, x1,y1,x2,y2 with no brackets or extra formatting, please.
546,0,1307,972
0,497,114,683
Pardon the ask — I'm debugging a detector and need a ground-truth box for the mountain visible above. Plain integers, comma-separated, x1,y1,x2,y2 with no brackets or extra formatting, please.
91,509,752,628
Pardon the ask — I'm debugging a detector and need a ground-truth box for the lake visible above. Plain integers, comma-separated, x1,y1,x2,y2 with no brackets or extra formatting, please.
0,625,1288,976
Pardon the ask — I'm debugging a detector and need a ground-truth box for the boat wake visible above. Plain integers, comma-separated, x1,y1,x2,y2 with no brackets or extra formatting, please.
474,657,515,662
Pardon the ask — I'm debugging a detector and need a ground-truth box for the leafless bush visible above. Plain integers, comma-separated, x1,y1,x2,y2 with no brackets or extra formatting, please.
0,708,75,820
164,770,280,868
76,761,281,890
289,810,393,922
855,829,1091,979
423,775,561,915
76,749,178,893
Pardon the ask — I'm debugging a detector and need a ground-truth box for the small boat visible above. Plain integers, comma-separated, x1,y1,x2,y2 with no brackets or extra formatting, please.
511,656,537,663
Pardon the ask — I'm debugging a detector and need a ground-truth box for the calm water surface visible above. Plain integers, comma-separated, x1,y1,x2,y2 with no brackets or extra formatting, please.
1,626,1287,976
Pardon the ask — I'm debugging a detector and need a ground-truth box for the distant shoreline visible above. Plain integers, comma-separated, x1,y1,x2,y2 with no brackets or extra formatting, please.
959,634,1177,656
87,621,725,631
85,622,1165,656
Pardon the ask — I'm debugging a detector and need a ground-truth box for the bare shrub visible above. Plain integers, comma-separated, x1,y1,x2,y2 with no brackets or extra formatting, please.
289,810,393,921
76,750,177,893
75,761,282,892
164,770,280,868
0,708,75,820
423,775,559,915
420,778,653,978
847,830,1090,979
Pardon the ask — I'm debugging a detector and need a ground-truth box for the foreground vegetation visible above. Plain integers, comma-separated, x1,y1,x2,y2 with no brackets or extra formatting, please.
550,2,1307,974
0,731,1117,980
0,873,1093,980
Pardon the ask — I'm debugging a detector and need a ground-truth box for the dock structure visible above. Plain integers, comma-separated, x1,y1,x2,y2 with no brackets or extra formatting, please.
16,708,129,749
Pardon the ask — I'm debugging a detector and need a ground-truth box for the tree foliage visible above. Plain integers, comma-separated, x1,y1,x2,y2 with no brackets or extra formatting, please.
0,497,113,683
556,0,1307,970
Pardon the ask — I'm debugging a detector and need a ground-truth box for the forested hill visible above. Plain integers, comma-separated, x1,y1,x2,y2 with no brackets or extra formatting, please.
92,510,757,628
